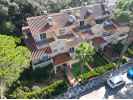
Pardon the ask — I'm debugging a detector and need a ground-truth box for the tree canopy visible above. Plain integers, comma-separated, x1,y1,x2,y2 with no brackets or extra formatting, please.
76,42,95,70
113,0,133,23
0,0,97,35
0,34,31,97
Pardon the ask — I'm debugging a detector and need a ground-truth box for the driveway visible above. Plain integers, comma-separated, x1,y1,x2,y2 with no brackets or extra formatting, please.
80,72,133,99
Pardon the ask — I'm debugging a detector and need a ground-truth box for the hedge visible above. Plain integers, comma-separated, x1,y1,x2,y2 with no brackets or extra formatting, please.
80,63,116,81
10,80,68,99
127,48,133,57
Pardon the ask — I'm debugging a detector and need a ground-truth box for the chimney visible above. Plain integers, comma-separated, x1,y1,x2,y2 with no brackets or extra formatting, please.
47,16,53,26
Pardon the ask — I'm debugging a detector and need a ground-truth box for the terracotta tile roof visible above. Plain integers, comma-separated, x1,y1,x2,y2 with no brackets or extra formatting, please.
52,53,71,65
79,31,94,40
92,37,106,45
27,15,47,36
27,13,71,37
32,47,52,61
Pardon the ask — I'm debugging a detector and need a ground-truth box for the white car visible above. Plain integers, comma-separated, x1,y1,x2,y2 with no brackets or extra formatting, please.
107,75,125,88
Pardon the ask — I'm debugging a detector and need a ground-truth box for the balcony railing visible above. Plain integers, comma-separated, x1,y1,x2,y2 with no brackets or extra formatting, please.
32,59,53,70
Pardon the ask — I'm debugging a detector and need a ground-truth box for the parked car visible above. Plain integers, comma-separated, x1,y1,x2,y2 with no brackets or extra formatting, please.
127,67,133,79
107,75,125,88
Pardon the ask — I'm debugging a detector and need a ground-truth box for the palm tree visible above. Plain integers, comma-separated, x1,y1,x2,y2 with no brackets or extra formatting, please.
75,42,95,73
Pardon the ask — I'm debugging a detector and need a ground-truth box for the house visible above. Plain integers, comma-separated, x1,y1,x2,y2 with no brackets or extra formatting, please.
91,20,130,49
23,3,122,73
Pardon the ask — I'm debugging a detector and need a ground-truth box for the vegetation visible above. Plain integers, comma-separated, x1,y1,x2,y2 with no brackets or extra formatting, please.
79,63,116,81
9,80,68,99
0,34,31,98
19,64,53,81
92,52,108,67
126,43,133,57
0,0,97,35
112,42,124,54
113,0,133,23
75,42,95,71
72,63,89,78
6,63,67,99
113,0,133,67
72,52,108,78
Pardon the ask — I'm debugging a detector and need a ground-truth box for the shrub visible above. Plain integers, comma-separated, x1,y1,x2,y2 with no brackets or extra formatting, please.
104,63,116,70
9,80,68,99
26,80,68,99
79,63,116,81
80,70,100,81
127,48,133,57
95,67,106,74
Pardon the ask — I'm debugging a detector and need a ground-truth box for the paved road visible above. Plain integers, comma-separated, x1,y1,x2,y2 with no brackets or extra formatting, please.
57,63,133,99
80,64,133,99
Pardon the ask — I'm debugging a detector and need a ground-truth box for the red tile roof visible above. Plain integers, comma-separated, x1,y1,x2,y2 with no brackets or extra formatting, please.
27,13,70,37
92,37,106,45
32,47,52,61
52,53,71,65
27,15,47,36
80,31,94,40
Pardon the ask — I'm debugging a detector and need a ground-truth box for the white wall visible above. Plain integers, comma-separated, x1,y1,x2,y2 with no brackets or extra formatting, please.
34,34,41,42
50,39,68,56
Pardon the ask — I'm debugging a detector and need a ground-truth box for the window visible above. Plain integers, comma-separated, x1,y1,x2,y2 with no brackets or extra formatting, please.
42,55,49,61
40,33,46,40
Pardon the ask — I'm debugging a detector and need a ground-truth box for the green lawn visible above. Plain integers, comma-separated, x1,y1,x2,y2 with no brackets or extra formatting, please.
71,63,89,78
71,53,108,79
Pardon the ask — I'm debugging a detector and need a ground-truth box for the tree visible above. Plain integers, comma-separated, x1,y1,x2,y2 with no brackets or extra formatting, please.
113,0,133,68
1,21,15,34
113,0,133,23
0,35,31,98
76,42,95,72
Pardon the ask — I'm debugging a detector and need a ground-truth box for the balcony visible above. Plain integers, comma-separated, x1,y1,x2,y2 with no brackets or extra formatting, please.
32,58,53,70
36,38,55,49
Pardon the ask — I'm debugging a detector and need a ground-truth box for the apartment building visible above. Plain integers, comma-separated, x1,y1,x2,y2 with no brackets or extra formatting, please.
22,3,129,73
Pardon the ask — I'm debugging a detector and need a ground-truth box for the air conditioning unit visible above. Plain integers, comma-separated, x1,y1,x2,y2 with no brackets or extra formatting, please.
47,16,53,26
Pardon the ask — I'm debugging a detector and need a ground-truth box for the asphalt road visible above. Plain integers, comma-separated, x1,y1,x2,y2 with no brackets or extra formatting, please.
80,64,133,99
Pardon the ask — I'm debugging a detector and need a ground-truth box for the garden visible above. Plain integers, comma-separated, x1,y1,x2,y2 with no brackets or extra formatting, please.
6,64,68,99
70,42,115,82
70,41,132,82
71,52,108,79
